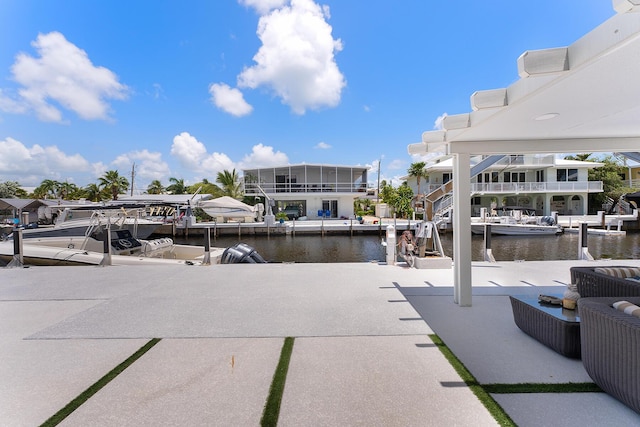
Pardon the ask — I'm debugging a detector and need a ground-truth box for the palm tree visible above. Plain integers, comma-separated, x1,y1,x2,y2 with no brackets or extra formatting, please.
166,177,187,195
216,169,243,199
565,153,592,162
83,183,104,202
0,180,23,198
98,170,129,200
187,179,224,198
407,161,428,196
146,180,165,194
33,179,60,199
58,182,79,200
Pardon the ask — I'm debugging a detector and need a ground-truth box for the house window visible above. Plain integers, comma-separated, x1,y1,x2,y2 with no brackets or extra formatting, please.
557,168,578,182
536,170,544,182
443,173,451,184
477,173,493,183
504,172,525,182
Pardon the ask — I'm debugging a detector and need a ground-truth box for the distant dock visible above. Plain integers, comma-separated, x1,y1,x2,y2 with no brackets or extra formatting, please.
155,217,419,237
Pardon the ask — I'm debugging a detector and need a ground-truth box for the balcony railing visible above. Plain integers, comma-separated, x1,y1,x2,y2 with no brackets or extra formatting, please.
423,181,603,194
244,182,371,195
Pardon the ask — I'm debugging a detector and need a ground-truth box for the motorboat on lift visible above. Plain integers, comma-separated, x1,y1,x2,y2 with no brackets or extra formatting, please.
471,207,563,236
14,205,163,240
0,226,267,267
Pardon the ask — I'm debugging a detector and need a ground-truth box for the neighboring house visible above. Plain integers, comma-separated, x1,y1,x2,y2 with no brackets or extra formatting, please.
403,154,604,216
619,163,640,189
243,164,370,219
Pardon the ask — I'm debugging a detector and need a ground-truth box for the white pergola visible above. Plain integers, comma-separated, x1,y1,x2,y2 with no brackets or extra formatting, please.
409,1,640,306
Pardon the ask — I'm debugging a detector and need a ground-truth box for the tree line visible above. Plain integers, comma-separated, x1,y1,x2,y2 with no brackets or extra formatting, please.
0,169,244,201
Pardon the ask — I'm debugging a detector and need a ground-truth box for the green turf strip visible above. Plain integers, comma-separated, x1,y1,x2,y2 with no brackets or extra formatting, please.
429,334,517,427
40,338,161,427
261,337,295,427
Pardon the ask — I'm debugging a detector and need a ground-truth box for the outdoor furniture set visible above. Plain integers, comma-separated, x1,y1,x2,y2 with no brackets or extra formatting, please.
510,265,640,414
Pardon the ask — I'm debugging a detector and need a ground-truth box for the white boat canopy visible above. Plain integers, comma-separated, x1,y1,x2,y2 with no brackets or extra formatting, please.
197,196,258,218
409,1,640,306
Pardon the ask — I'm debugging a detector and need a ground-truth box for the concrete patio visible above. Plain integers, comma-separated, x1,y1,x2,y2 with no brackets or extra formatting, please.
1,259,640,426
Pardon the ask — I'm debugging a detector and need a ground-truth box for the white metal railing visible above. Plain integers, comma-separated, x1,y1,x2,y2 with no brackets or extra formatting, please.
423,181,603,194
470,181,603,193
244,182,371,195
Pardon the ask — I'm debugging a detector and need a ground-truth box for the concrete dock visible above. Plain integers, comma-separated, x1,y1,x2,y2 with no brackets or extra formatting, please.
2,259,640,426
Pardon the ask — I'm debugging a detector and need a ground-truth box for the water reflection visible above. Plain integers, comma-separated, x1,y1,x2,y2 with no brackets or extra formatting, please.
173,231,640,263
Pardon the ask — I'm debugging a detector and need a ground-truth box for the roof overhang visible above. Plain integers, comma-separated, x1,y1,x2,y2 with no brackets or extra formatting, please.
411,2,640,156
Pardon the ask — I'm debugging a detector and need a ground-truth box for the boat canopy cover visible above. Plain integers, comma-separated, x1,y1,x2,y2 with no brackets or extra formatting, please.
197,196,258,217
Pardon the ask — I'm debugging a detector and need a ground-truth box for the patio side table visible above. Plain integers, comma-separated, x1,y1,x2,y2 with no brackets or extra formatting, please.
509,295,581,359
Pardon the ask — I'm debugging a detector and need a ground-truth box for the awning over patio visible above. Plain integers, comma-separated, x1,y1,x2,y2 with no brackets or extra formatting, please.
409,1,640,306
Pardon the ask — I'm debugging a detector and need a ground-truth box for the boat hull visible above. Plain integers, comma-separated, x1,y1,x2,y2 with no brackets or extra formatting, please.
471,223,563,236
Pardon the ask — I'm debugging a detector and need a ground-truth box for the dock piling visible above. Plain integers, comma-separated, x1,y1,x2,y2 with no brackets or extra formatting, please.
579,222,594,260
202,227,211,265
7,229,24,268
483,224,496,262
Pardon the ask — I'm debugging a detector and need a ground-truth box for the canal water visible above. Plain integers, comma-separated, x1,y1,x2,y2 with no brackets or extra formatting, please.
174,231,640,263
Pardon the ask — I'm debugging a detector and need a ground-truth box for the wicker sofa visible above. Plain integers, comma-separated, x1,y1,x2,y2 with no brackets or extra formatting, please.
570,266,640,298
578,297,640,414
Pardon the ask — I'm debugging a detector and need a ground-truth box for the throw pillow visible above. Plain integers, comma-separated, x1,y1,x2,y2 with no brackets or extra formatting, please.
613,300,640,318
594,267,640,278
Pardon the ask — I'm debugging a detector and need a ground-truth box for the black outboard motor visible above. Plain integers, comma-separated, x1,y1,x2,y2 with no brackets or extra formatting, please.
540,216,556,226
220,243,267,264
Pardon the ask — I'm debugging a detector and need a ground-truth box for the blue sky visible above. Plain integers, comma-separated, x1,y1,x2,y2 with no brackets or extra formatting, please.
0,0,615,192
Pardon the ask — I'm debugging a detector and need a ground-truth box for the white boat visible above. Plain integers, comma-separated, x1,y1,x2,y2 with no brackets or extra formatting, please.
19,205,162,240
197,196,259,220
0,227,267,267
471,207,563,236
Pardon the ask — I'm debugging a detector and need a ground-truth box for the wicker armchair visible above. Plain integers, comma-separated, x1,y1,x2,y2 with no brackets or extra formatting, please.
578,297,640,414
570,266,640,298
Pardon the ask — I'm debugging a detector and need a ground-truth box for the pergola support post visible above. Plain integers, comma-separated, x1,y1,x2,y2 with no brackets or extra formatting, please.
453,153,473,306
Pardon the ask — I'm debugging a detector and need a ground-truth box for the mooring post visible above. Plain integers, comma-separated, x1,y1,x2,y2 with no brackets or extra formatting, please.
100,226,112,266
483,224,496,262
7,229,24,268
579,222,594,260
386,224,396,266
202,227,211,265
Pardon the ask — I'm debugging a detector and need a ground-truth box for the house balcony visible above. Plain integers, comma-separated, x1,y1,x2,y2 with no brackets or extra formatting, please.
244,182,372,196
424,181,603,194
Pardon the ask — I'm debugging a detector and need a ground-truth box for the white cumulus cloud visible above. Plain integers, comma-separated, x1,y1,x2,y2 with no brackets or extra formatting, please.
112,150,171,183
434,113,448,130
237,0,346,115
239,0,288,15
209,83,253,117
0,31,129,122
239,143,289,169
0,137,91,185
314,141,331,149
170,132,235,177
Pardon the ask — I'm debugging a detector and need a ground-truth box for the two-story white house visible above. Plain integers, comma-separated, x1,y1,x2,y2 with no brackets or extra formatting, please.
242,164,371,219
404,154,603,216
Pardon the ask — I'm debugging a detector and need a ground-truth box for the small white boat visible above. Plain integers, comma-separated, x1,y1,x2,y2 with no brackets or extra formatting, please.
471,207,563,236
471,222,563,236
197,196,259,220
19,206,162,240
